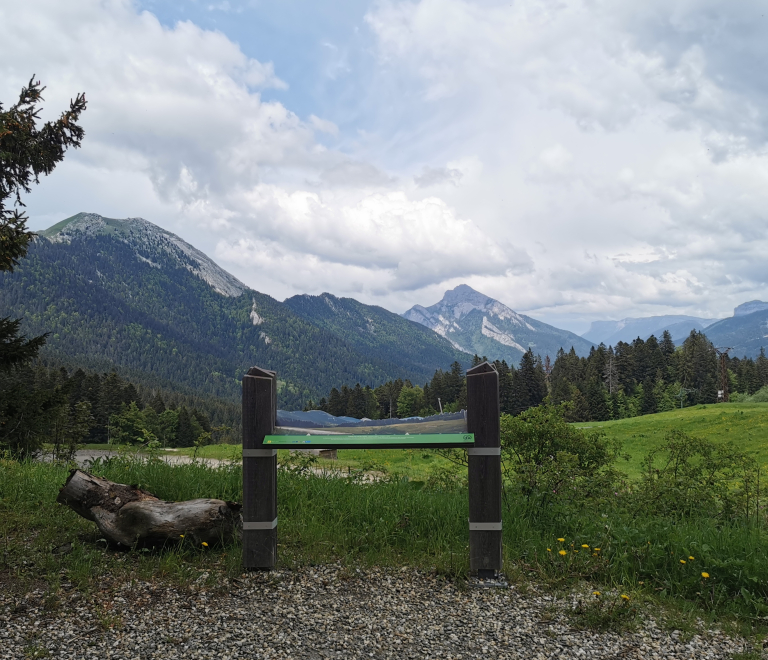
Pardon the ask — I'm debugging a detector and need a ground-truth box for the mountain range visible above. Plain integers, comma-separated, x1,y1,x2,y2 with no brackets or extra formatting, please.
2,213,464,408
3,212,768,409
582,315,719,346
581,301,768,358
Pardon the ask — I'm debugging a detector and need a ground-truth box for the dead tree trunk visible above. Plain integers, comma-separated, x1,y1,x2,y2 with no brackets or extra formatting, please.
57,469,241,547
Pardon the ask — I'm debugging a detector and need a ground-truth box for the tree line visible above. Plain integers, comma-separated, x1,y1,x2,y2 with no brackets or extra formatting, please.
0,361,237,457
308,330,768,423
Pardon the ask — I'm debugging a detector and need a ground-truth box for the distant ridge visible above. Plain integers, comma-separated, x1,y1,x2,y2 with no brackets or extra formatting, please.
403,284,594,363
582,314,719,346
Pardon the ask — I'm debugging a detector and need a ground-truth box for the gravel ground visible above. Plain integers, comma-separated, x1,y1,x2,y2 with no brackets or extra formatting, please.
0,565,754,659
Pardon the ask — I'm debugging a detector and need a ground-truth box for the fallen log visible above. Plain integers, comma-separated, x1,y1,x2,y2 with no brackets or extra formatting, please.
57,469,241,547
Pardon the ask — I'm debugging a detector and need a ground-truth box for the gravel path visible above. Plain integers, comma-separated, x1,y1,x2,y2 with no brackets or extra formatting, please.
0,565,752,659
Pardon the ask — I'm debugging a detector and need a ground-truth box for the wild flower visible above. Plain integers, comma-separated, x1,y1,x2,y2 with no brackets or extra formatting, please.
701,572,710,579
202,542,209,547
620,594,630,601
179,534,184,538
688,556,694,560
559,549,567,556
593,547,600,552
557,538,565,542
680,559,686,564
592,591,600,596
581,544,589,548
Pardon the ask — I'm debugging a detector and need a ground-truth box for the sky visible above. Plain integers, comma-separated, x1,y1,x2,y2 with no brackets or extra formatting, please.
2,0,767,335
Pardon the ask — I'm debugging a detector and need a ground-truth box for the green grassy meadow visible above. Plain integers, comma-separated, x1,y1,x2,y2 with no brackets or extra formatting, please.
80,401,768,482
575,403,768,478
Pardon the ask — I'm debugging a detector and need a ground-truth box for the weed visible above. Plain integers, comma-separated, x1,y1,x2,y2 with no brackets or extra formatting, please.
570,592,639,633
23,644,50,659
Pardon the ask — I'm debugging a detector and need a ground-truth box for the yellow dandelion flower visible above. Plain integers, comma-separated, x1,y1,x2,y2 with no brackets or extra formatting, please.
202,541,209,547
179,534,184,538
638,581,644,586
701,572,710,579
620,594,630,601
593,548,601,552
547,548,552,552
557,538,565,542
688,556,694,560
581,544,589,548
593,591,600,596
559,550,567,556
680,559,686,564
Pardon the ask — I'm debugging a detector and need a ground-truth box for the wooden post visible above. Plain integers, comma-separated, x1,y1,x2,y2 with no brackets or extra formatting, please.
466,361,502,578
242,366,277,569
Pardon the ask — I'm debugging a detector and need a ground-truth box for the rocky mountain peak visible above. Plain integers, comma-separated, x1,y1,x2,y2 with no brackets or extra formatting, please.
734,301,768,317
402,284,593,362
41,212,247,297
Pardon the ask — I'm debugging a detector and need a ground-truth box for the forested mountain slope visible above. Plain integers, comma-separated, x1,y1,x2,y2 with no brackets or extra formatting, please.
0,213,461,408
704,305,768,359
284,292,467,374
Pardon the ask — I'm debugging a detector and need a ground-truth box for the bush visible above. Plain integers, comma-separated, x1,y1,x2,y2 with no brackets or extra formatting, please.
633,429,761,520
500,403,624,521
748,385,768,403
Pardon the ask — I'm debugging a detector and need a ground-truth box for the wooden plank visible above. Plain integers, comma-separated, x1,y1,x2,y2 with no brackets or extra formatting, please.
466,361,503,576
242,367,277,570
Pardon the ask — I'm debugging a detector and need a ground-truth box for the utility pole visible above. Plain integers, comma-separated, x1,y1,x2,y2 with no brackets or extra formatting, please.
715,347,732,402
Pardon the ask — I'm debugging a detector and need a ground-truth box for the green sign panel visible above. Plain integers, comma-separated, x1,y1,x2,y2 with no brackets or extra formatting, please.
264,433,474,449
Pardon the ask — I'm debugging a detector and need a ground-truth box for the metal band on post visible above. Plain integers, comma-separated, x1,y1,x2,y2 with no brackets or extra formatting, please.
242,448,277,457
467,447,500,456
243,518,278,530
242,367,278,569
466,361,503,579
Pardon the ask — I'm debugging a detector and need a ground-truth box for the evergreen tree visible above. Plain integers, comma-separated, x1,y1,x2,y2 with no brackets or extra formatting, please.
346,383,368,419
176,406,196,447
640,377,657,415
1,77,86,372
192,408,212,433
149,392,166,414
603,346,618,394
758,348,768,388
327,387,344,417
585,378,610,421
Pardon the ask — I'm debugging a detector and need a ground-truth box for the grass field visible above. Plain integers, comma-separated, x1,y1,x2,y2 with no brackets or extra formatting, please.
3,453,768,639
575,402,768,478
78,402,768,482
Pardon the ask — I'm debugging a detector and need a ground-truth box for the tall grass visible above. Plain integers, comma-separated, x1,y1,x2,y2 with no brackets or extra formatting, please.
2,455,767,621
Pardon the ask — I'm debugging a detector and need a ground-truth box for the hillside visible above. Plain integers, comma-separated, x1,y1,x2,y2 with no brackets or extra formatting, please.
284,292,467,376
575,402,768,478
702,304,768,359
0,213,463,408
403,284,594,363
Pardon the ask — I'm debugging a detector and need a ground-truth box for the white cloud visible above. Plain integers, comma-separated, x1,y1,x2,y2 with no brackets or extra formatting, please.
4,0,768,332
1,0,523,303
363,0,768,325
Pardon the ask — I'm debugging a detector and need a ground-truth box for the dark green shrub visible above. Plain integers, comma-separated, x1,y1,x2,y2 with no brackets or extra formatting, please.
500,403,624,521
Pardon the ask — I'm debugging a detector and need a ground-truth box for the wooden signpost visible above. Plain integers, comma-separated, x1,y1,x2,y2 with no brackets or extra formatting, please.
242,362,503,578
